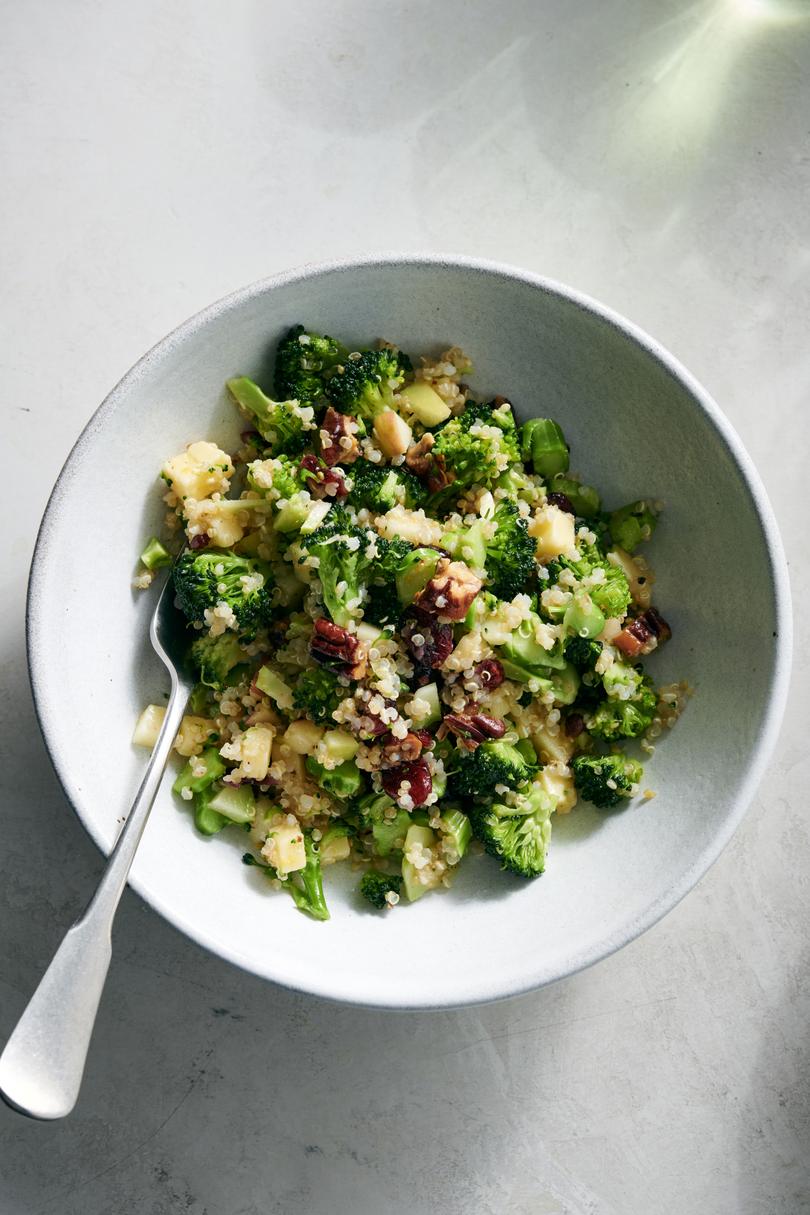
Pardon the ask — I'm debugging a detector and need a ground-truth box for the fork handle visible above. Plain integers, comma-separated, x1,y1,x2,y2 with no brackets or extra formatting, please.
0,679,186,1120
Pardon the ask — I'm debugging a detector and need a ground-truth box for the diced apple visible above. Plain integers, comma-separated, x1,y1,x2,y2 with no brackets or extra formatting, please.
529,504,577,562
262,822,306,873
400,382,451,427
321,729,359,763
537,765,578,814
283,719,325,756
402,825,441,902
162,441,234,502
132,704,166,748
531,722,575,766
320,834,351,865
175,715,217,757
239,725,274,781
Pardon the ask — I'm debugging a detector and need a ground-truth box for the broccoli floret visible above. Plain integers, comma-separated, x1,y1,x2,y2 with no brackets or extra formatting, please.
363,582,404,629
297,507,373,628
274,325,348,404
432,398,521,494
471,783,554,877
546,542,631,621
348,459,426,512
293,667,343,724
227,377,312,457
609,500,658,553
173,549,274,639
564,636,602,672
190,632,246,689
450,740,535,800
362,537,438,623
327,348,409,420
572,753,643,808
587,692,656,741
243,832,330,919
484,500,536,599
247,454,306,501
359,870,403,909
587,671,657,741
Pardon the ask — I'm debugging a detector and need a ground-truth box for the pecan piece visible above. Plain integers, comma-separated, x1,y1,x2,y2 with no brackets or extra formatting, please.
443,712,506,748
643,606,672,643
320,406,360,467
414,558,483,623
614,607,672,658
405,435,454,495
299,453,347,500
404,433,435,476
310,617,368,679
381,758,432,806
381,731,425,767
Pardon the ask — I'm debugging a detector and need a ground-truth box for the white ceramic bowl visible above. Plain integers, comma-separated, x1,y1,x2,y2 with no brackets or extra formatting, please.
28,256,791,1008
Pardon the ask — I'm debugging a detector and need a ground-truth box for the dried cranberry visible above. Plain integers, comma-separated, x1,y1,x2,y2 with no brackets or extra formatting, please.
299,453,347,500
381,758,432,806
473,659,504,690
402,616,454,670
565,713,585,738
189,532,210,550
642,607,672,642
546,492,575,514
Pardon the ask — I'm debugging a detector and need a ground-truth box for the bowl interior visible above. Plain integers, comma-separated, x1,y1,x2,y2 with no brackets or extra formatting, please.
28,258,789,1007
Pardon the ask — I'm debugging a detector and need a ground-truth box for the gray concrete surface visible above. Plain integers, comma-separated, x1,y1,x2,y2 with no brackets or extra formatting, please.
1,1,808,1211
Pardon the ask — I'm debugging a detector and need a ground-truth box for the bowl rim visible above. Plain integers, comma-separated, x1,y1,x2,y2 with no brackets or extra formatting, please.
26,252,793,1009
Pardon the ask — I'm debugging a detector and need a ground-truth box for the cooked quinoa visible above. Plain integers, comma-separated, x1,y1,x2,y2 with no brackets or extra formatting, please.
132,325,685,920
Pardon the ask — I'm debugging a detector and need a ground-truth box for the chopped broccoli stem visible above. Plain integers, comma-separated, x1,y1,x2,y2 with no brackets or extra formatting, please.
173,747,226,797
548,476,601,517
520,418,569,477
284,834,330,920
563,592,606,641
140,536,172,570
305,756,364,800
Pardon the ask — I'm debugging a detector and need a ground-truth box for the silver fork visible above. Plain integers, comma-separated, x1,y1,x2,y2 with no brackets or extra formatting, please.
0,572,194,1120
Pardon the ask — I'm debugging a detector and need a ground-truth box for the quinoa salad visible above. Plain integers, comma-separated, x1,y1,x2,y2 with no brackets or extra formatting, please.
133,326,688,919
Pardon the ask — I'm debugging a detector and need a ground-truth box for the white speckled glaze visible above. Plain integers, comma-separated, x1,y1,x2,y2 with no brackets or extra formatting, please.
27,255,791,1009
